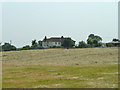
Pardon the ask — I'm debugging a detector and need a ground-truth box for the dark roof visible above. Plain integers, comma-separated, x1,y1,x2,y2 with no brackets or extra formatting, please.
42,36,75,42
107,41,120,44
43,37,64,42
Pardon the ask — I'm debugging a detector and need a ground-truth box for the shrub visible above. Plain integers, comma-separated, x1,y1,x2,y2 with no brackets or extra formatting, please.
62,38,75,48
52,46,56,48
78,41,87,48
21,45,31,50
106,43,114,47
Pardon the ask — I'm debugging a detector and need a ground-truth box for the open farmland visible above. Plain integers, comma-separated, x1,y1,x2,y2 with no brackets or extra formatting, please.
2,47,118,88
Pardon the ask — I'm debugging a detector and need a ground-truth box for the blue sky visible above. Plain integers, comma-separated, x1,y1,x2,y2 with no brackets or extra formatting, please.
2,2,118,48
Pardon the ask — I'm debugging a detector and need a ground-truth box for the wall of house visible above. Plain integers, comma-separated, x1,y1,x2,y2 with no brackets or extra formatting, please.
42,41,61,48
42,42,48,48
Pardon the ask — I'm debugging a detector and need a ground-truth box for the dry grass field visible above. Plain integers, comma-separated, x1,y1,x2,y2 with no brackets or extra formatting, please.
2,47,118,88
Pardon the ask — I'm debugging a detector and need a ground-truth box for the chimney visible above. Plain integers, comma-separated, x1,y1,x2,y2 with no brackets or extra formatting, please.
61,36,64,39
44,36,47,40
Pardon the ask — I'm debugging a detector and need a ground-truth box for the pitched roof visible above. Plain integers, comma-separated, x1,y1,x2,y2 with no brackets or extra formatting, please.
107,41,120,44
42,36,75,42
42,37,64,42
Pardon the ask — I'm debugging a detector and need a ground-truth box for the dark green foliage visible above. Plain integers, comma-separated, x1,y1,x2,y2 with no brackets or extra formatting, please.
92,38,99,47
106,43,114,47
0,46,2,51
87,34,102,47
31,44,39,49
87,38,93,46
78,41,87,48
94,35,102,41
52,46,61,48
38,40,42,46
52,46,56,48
88,34,94,39
31,39,40,49
21,40,43,50
0,42,2,51
21,45,31,50
86,44,91,48
88,34,102,41
112,38,120,42
2,43,16,51
62,38,75,48
32,40,37,46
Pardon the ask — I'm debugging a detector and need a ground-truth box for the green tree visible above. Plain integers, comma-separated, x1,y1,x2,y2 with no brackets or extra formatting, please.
88,34,102,42
94,35,102,41
87,38,93,46
32,40,37,46
62,38,75,48
87,34,102,47
88,34,95,39
2,43,16,51
78,41,87,48
31,39,38,49
92,38,98,47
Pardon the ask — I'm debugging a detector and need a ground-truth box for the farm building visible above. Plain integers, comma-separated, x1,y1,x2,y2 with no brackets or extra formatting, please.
42,36,75,48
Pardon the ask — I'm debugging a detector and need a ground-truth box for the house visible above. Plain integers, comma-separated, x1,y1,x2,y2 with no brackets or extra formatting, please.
42,36,75,48
106,41,120,47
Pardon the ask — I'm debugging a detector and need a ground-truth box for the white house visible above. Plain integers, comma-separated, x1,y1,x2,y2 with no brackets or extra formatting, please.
42,36,75,48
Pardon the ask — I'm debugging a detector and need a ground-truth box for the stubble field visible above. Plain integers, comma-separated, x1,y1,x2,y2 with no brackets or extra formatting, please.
2,47,118,88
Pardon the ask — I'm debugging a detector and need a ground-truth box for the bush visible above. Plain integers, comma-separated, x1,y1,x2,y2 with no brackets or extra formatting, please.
78,41,87,48
106,43,114,47
52,46,56,48
21,45,31,50
62,38,75,48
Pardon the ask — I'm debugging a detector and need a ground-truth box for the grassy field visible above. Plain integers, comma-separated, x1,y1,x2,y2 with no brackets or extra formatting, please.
2,47,118,88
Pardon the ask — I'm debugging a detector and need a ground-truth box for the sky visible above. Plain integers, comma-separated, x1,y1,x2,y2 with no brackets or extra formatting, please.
2,2,118,48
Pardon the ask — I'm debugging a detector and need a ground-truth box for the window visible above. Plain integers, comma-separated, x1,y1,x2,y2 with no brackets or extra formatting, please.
58,42,61,44
55,42,57,44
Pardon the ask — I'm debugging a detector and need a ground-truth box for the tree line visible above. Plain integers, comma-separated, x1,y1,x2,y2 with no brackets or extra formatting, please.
0,34,119,51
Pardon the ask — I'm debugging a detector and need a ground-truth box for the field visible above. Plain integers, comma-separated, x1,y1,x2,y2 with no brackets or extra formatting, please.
2,47,118,88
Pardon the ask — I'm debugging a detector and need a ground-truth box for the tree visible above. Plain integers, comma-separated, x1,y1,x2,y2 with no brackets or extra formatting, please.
32,40,37,46
92,38,98,47
87,38,93,46
88,34,95,39
78,41,87,48
88,34,102,42
62,38,75,48
0,42,2,51
87,34,102,47
2,43,16,51
94,35,102,41
112,38,120,42
31,39,38,49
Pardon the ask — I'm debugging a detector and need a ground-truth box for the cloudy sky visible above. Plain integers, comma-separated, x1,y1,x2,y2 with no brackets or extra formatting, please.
2,2,118,48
